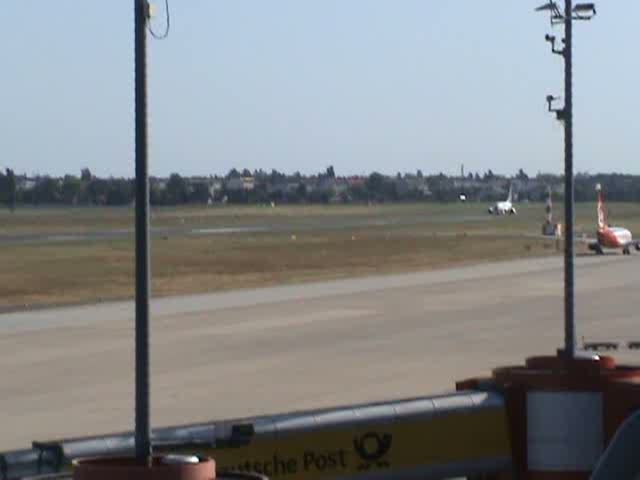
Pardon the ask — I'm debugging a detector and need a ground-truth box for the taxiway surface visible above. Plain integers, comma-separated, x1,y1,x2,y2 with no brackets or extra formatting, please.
0,255,636,449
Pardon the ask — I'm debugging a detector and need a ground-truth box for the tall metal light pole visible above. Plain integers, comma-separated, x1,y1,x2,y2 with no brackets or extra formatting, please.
536,1,596,359
562,0,576,359
134,0,152,462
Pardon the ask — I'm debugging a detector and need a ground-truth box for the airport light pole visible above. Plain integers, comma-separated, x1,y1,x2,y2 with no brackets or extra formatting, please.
134,0,152,462
535,1,596,359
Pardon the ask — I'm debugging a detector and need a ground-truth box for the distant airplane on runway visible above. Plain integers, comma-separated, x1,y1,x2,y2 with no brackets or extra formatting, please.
587,184,640,255
487,184,516,215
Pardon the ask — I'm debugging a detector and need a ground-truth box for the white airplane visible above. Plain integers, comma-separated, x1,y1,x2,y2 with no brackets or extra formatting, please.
487,184,516,215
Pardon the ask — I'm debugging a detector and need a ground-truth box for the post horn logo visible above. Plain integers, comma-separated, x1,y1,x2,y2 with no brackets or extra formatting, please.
353,432,392,470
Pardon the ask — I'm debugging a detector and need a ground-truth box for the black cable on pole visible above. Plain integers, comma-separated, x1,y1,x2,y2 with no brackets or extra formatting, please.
563,0,576,359
134,0,152,462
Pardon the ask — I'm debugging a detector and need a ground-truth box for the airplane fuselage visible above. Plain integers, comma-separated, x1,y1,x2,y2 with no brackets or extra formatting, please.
597,227,633,249
590,226,638,254
488,201,516,215
590,186,639,255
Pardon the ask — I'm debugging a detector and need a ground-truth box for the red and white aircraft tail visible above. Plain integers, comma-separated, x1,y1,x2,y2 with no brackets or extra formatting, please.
588,184,639,255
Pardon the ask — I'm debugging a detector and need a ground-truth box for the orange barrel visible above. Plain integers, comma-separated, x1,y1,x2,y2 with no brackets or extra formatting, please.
457,353,640,480
73,455,268,480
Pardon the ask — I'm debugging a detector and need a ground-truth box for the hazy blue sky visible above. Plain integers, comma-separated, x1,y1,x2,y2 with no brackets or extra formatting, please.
2,2,639,178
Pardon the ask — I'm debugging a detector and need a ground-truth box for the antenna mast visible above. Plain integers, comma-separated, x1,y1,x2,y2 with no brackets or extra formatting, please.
535,1,596,358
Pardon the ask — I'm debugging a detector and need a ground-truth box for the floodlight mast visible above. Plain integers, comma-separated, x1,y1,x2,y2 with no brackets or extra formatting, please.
563,0,575,360
536,0,595,359
134,0,152,463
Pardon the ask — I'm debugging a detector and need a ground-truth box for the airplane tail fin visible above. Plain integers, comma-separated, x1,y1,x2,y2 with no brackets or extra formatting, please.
596,184,607,230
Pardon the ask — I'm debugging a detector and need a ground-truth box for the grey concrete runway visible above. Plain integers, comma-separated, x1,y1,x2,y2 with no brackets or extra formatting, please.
0,255,638,450
0,226,268,246
0,212,494,245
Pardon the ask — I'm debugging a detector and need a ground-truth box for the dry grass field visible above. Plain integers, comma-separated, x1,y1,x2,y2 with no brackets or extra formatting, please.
1,202,638,311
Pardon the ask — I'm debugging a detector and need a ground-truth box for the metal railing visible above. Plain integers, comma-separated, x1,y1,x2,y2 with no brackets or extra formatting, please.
1,391,510,480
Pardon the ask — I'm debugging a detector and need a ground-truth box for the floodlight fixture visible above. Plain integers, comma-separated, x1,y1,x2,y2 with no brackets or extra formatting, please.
546,94,562,107
573,3,596,20
545,33,565,55
574,2,596,12
546,94,565,121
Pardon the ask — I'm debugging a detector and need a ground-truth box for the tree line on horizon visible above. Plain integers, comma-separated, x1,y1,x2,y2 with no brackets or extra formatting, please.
1,167,640,210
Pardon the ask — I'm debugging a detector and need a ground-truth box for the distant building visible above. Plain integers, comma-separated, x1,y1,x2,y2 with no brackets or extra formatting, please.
150,177,169,191
287,182,301,193
406,177,431,196
15,175,37,191
316,177,337,193
186,176,224,199
335,179,349,195
225,176,255,192
346,176,366,189
395,176,432,197
267,182,288,195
